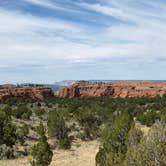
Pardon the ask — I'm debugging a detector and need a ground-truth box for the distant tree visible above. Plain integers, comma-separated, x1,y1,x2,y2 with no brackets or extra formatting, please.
13,105,32,120
34,108,45,117
75,108,99,140
30,122,53,166
47,111,71,149
0,109,18,159
0,109,17,147
137,111,160,127
17,123,29,145
2,106,12,117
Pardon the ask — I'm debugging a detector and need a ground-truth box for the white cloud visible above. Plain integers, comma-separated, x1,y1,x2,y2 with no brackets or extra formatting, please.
0,7,135,67
0,9,91,65
78,0,166,58
1,0,166,81
22,0,81,13
80,2,128,21
23,0,62,10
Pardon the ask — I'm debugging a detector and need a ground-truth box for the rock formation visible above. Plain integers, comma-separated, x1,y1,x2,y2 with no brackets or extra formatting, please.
0,84,54,100
58,81,166,98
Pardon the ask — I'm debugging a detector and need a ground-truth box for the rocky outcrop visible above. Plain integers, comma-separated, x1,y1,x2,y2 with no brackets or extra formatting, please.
58,84,114,97
0,84,54,100
58,81,166,98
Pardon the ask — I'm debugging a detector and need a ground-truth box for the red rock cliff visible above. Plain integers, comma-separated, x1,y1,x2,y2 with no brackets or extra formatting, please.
58,81,166,98
0,84,54,100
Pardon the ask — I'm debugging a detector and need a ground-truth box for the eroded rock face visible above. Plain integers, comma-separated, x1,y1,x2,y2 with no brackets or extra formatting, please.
58,81,166,98
58,84,114,97
0,84,54,100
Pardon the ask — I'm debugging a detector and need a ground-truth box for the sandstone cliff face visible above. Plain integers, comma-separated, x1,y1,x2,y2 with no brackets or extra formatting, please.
0,84,54,100
58,81,166,98
58,84,114,97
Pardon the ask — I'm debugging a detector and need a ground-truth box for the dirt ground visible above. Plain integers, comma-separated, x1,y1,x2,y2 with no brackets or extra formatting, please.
0,140,99,166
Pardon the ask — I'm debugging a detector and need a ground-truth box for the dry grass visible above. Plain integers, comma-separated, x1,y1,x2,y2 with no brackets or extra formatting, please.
0,140,99,166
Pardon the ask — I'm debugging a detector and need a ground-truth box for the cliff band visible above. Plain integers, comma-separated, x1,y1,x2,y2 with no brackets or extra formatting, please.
58,81,166,98
0,84,54,100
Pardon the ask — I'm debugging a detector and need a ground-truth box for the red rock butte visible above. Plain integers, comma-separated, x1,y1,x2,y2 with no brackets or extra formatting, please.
0,84,54,100
58,81,166,98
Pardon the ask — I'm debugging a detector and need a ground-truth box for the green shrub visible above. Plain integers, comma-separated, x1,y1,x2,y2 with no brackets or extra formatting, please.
17,123,29,145
96,112,133,166
74,108,100,140
13,105,32,120
160,109,166,123
0,109,17,147
124,121,166,166
2,106,13,117
0,109,19,159
47,110,71,149
59,137,71,149
34,108,45,117
30,122,53,166
137,111,160,126
0,144,14,159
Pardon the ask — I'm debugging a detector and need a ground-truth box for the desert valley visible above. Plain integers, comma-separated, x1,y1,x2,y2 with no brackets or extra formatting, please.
0,80,165,166
1,0,166,165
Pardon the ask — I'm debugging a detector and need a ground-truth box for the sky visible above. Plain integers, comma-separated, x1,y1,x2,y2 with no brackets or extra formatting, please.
0,0,166,84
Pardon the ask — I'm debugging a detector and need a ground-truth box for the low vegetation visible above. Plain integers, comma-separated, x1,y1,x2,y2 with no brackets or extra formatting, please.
0,94,166,165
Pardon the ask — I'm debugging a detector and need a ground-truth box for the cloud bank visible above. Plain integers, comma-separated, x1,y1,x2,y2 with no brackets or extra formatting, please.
0,0,166,83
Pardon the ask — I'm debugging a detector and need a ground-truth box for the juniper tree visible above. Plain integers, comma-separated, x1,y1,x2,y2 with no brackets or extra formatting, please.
30,122,53,166
96,111,134,166
47,110,71,149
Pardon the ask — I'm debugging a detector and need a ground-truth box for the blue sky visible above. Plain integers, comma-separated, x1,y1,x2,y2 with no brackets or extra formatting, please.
0,0,166,83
